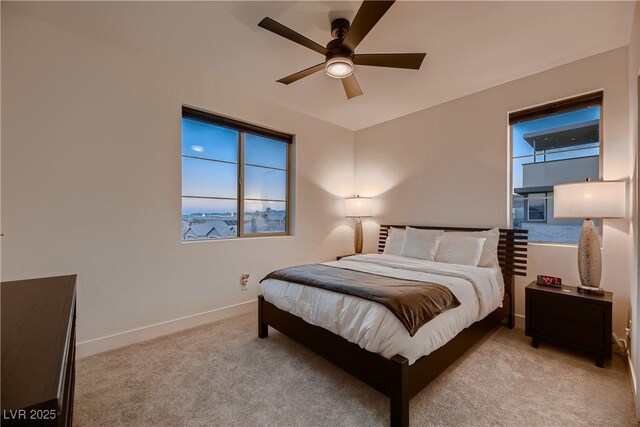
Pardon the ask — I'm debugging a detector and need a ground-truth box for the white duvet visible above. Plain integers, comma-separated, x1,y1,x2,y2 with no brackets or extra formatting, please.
260,254,505,365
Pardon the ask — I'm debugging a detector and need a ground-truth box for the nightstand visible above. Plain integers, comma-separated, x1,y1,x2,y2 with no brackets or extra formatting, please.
525,281,612,367
337,254,356,260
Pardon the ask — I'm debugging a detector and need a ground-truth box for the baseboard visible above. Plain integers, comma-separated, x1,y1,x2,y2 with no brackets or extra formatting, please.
76,299,257,359
629,354,639,421
514,313,525,329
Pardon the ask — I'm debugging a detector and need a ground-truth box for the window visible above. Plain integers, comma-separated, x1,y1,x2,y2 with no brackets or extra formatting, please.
181,107,292,240
510,92,602,244
527,193,547,222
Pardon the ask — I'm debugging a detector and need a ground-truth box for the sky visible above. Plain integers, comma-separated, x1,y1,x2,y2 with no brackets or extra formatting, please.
181,118,287,215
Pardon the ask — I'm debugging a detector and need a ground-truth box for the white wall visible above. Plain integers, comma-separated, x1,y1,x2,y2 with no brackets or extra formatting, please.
1,9,355,356
355,47,632,336
628,1,640,419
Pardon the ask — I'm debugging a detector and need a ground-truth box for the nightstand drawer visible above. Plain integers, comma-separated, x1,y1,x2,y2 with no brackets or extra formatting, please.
529,292,604,327
530,314,604,351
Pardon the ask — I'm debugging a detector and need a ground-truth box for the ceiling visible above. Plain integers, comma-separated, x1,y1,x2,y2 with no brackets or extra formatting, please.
6,1,636,131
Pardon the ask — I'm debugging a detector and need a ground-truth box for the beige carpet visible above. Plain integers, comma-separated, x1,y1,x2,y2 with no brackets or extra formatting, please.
75,312,636,426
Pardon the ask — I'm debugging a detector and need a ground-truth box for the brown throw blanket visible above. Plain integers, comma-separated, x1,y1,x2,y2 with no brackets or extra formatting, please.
261,264,461,337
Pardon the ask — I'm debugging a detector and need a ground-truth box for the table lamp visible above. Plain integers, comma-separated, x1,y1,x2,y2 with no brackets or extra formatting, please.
345,196,372,254
554,179,626,294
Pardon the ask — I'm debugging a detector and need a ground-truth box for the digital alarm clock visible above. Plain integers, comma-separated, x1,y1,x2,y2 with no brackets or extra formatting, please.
536,275,562,288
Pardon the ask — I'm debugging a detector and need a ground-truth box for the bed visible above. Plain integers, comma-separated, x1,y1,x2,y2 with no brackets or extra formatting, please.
258,225,527,427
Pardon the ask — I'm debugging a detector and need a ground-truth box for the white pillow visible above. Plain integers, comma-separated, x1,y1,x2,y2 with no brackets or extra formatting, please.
447,228,500,267
399,227,444,261
435,235,486,266
382,227,406,256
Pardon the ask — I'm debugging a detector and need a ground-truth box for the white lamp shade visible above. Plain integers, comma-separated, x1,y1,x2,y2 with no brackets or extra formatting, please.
345,197,372,218
554,181,626,219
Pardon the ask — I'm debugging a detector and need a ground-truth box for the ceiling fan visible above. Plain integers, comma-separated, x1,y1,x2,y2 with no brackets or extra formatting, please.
258,0,426,99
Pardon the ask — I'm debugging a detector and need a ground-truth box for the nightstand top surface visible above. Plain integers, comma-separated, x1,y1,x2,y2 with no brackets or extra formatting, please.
526,281,613,302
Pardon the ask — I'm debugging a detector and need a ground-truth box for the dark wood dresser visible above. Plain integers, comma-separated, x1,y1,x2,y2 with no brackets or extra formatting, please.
2,275,77,426
525,281,612,367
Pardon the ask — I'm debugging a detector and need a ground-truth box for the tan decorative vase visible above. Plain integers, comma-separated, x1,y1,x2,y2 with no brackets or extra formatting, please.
578,219,602,291
354,217,363,254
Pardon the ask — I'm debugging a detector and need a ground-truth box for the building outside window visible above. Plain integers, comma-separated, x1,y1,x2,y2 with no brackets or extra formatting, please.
181,107,292,241
510,92,602,244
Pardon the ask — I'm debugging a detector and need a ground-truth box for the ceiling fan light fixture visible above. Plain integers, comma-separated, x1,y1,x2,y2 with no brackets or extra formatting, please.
325,55,354,78
259,1,426,99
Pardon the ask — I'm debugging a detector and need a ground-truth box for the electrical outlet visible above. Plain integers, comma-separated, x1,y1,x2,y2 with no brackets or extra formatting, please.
240,274,250,291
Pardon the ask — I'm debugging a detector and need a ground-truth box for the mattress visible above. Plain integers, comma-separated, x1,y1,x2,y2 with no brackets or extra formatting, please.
260,254,505,365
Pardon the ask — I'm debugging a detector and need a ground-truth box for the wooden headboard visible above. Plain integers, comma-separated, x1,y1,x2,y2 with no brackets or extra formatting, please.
378,225,527,325
378,225,528,277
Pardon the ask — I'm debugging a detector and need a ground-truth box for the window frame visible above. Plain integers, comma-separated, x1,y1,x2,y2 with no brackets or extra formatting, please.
508,91,603,244
182,106,293,240
526,193,547,222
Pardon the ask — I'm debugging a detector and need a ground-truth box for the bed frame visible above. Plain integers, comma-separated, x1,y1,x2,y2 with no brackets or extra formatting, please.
258,225,527,427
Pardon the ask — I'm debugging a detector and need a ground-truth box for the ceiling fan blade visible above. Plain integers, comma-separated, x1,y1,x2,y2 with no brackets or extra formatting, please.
342,1,395,52
354,53,426,69
258,17,328,55
277,63,326,85
341,74,363,99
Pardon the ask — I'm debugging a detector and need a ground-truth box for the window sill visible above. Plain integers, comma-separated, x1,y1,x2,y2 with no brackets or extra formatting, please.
181,234,293,244
527,241,578,248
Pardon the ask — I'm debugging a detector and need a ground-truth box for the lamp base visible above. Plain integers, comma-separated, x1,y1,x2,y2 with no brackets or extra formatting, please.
577,285,605,295
354,217,363,254
578,219,602,289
